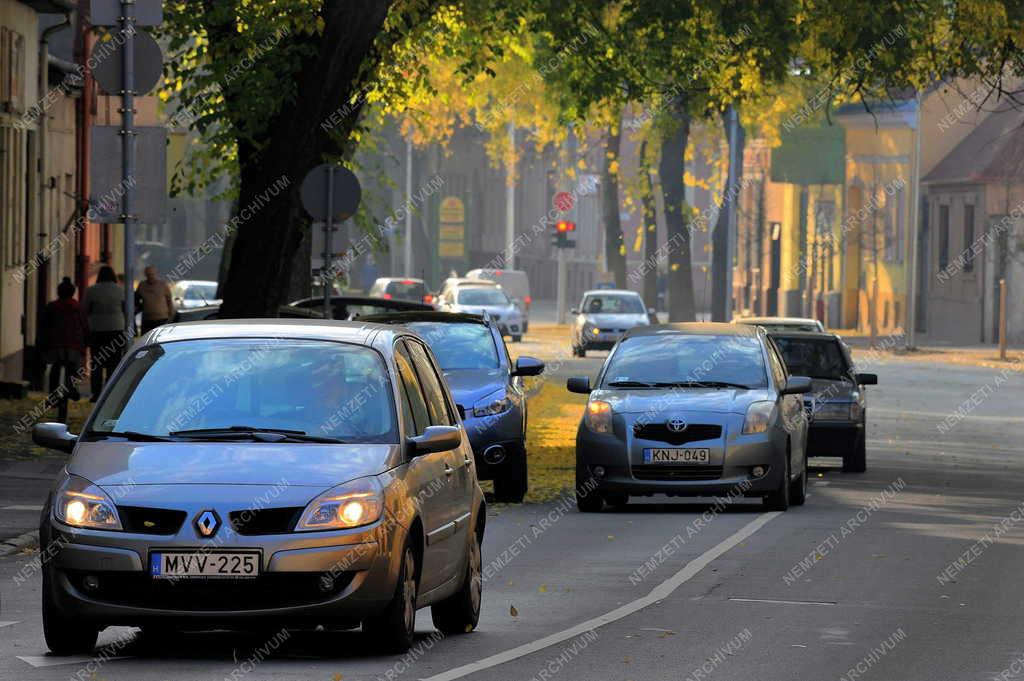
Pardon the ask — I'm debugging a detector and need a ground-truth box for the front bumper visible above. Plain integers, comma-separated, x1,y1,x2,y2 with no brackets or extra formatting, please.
46,515,396,627
461,408,524,480
497,321,523,336
806,420,862,457
576,412,787,497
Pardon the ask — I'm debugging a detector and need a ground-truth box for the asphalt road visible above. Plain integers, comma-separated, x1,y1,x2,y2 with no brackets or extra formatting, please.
1,353,1022,681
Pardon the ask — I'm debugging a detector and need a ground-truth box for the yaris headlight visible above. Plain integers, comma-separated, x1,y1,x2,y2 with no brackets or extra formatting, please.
54,474,122,531
585,399,613,434
296,477,384,531
742,401,776,434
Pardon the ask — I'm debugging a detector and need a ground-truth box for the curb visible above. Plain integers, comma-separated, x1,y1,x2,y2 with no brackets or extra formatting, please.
0,530,39,557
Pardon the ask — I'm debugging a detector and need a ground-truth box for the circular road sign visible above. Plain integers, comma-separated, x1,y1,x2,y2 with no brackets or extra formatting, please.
300,164,362,221
91,30,164,96
554,191,574,212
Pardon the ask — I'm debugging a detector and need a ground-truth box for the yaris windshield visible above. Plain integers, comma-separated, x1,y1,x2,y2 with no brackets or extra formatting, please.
602,335,768,388
88,338,399,442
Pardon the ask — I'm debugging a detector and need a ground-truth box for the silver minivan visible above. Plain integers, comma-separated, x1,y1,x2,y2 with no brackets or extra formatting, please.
34,320,485,655
464,269,532,333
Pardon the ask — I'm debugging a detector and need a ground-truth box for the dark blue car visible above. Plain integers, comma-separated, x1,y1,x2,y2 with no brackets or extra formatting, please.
361,312,544,502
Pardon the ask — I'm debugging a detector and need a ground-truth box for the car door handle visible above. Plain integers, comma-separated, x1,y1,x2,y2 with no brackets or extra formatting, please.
444,463,454,477
463,454,472,467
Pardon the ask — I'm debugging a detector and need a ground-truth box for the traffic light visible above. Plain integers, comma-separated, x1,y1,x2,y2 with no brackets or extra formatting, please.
552,220,577,248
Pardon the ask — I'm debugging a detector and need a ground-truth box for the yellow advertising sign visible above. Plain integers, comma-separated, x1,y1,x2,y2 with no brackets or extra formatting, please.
439,196,465,224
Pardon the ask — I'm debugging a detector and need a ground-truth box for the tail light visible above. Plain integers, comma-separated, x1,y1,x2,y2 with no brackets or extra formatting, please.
382,293,392,300
423,294,434,304
523,295,532,306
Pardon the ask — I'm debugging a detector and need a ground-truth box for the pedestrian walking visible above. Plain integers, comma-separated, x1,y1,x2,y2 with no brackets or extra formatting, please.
135,265,175,333
42,277,88,405
84,265,126,401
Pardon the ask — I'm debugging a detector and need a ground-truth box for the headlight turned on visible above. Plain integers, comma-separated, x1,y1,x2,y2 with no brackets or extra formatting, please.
296,477,384,531
54,474,123,531
742,401,776,434
585,400,613,433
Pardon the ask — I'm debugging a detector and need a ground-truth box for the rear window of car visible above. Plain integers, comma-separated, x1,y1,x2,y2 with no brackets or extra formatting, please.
384,280,426,301
772,337,850,381
89,338,399,442
457,288,510,306
472,271,530,300
404,322,499,370
602,334,768,388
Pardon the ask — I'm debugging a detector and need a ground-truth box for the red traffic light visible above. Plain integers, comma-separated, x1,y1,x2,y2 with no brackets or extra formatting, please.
556,220,576,233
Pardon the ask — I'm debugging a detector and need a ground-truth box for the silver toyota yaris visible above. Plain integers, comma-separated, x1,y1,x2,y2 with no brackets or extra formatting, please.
33,320,485,655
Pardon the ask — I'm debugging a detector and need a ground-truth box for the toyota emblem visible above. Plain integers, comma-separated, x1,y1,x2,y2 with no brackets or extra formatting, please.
194,510,220,538
666,417,688,433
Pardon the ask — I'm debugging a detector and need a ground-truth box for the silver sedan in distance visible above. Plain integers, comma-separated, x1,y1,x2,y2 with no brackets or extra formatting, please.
33,320,485,655
567,323,811,512
570,290,651,356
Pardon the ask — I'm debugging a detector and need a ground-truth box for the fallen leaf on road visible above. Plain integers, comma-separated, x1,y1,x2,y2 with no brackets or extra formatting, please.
538,584,548,593
510,604,518,617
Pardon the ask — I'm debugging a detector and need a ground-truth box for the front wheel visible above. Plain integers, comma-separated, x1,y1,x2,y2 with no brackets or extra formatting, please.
363,544,418,653
843,430,867,473
43,571,98,655
493,453,528,503
790,453,807,506
431,532,482,634
763,455,791,512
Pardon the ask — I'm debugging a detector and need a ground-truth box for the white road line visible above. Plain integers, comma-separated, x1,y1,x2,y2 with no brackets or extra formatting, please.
1,505,44,511
0,621,19,628
420,512,780,681
728,597,836,606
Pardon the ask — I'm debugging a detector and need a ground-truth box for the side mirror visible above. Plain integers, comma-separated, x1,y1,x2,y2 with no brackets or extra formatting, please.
570,308,579,315
566,376,592,394
780,376,813,395
855,372,878,386
407,425,462,456
33,422,77,454
512,356,545,377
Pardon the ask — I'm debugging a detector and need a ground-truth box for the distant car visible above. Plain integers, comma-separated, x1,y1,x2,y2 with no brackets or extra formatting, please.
436,277,498,302
32,320,485,655
173,304,325,323
734,316,825,333
289,295,433,320
170,280,221,310
570,290,651,357
464,269,532,333
363,312,544,502
368,277,434,306
769,332,877,472
567,323,811,512
437,284,525,342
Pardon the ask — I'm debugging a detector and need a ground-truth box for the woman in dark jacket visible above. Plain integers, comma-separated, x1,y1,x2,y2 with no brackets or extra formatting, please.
83,266,126,400
42,277,89,402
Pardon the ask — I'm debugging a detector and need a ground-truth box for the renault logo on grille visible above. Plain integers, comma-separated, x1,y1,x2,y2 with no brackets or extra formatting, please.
194,510,220,537
666,417,688,433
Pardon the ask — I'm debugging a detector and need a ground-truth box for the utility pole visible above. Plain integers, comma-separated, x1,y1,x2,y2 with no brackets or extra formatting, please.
724,106,740,322
121,0,137,339
556,127,577,324
403,137,413,276
999,278,1008,361
505,122,516,269
905,91,923,349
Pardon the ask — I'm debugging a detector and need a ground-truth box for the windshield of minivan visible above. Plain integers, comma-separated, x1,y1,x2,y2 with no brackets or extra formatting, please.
583,294,645,314
457,288,510,306
384,280,426,301
602,334,768,388
405,322,499,370
89,339,398,441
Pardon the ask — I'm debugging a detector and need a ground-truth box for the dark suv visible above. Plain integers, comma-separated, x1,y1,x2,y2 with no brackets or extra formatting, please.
362,312,544,502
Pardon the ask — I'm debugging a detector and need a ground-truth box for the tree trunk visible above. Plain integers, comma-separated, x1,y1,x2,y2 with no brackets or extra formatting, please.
639,139,659,311
216,1,392,318
658,104,696,322
602,120,626,288
711,106,745,322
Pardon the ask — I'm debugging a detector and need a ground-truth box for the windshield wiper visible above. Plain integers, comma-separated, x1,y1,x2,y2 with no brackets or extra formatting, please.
652,381,753,390
87,430,176,442
168,426,345,444
606,380,658,388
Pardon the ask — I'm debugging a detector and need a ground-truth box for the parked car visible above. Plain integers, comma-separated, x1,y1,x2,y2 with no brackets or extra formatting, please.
170,280,221,310
173,304,325,323
435,277,498,302
33,320,485,655
570,290,652,356
464,269,532,333
769,331,877,472
437,284,525,342
734,316,825,333
368,277,434,306
363,311,544,502
567,322,811,512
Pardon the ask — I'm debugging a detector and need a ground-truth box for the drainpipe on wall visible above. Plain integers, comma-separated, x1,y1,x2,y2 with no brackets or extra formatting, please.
74,0,94,295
